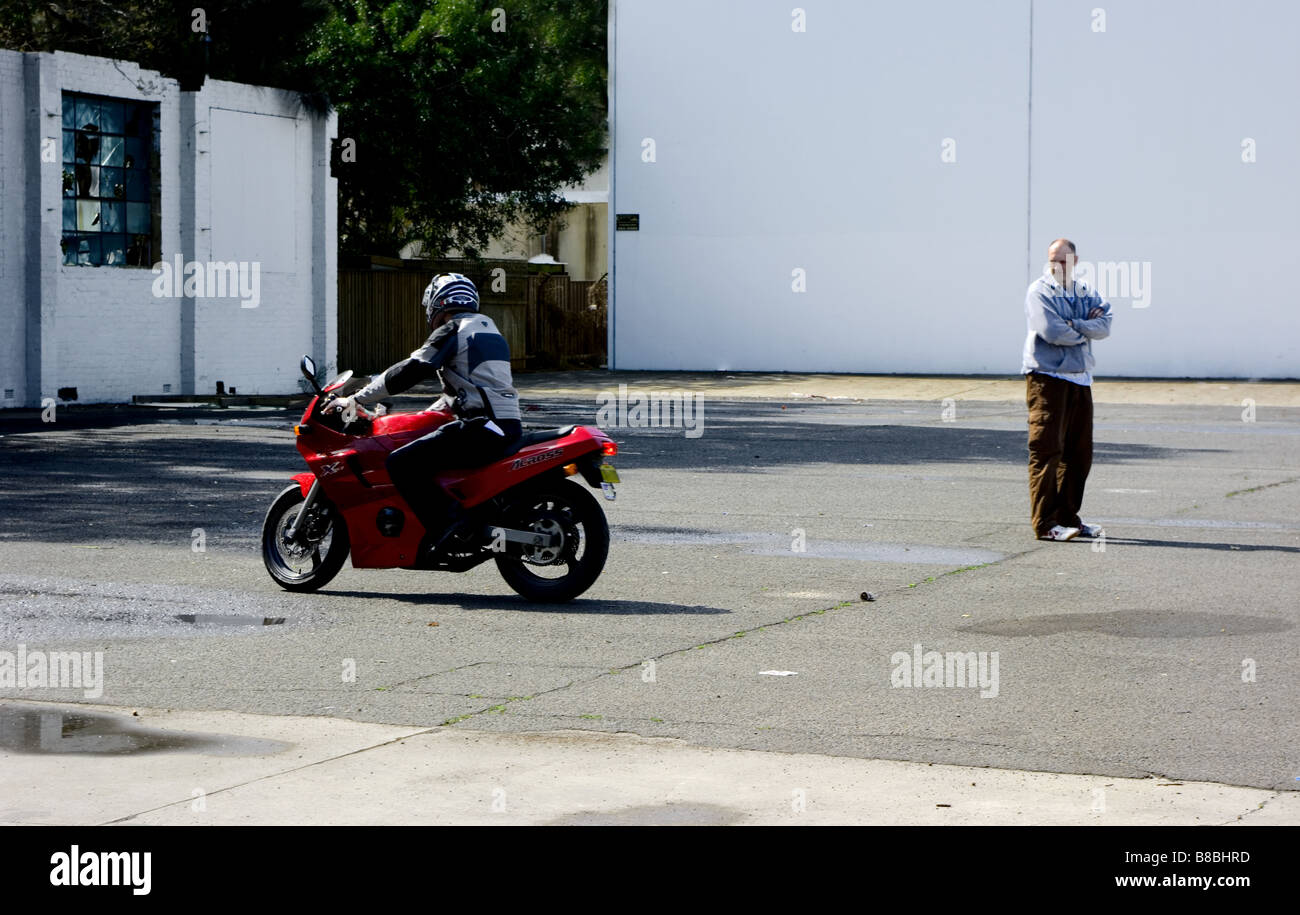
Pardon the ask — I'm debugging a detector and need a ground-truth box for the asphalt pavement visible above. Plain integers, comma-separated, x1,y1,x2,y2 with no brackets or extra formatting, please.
0,372,1297,824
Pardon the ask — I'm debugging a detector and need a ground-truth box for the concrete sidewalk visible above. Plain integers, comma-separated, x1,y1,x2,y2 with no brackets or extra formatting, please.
514,371,1300,407
1,701,1293,825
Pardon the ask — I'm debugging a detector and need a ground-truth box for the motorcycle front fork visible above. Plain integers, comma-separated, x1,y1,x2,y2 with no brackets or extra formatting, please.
284,478,322,542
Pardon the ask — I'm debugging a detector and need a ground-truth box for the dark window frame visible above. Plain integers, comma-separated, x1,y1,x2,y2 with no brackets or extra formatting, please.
60,91,161,268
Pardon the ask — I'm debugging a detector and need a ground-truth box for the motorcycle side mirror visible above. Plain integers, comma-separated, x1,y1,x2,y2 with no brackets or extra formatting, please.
300,355,322,395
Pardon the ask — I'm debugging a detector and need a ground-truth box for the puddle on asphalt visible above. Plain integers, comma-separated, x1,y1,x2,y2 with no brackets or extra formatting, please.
615,527,1003,566
746,542,1002,564
158,417,291,428
958,609,1293,638
546,802,744,826
174,614,286,627
617,530,742,546
0,705,290,756
171,466,294,482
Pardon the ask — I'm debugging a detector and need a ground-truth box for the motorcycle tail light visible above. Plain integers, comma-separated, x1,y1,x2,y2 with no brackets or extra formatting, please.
602,441,618,456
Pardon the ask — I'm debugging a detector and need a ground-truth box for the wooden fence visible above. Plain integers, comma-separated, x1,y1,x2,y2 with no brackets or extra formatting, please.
338,260,606,374
525,273,607,370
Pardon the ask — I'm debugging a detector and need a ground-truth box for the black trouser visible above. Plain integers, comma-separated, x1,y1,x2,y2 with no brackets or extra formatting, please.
386,416,522,534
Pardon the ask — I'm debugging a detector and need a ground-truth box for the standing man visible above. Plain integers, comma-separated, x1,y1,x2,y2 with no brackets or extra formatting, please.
1022,238,1113,541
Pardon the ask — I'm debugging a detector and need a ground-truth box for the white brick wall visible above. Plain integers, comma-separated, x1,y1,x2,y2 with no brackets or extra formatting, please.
51,52,184,403
0,52,28,407
0,51,336,406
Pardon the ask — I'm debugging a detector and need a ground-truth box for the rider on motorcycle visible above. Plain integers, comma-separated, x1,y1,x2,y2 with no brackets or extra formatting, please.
326,273,522,551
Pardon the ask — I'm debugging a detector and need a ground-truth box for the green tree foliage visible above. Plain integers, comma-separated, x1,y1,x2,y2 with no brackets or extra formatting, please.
0,0,609,257
0,0,332,91
312,0,607,257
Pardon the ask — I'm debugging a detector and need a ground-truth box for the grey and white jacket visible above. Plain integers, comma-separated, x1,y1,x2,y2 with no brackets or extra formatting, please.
1021,273,1113,375
352,312,521,423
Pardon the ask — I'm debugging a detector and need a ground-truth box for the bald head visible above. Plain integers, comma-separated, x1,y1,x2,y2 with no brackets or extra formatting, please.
1048,238,1077,285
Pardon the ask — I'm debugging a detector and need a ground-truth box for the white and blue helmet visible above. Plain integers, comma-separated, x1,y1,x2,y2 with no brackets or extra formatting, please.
422,273,479,326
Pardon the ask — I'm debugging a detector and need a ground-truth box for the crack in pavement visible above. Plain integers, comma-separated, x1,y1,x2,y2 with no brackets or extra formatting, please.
1220,791,1286,825
440,556,1018,731
99,724,436,826
1225,476,1300,498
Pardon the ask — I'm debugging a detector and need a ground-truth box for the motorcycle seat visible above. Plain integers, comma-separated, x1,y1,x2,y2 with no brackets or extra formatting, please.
503,425,577,457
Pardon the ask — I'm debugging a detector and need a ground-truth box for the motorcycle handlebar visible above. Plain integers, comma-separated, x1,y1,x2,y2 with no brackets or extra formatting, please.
311,393,374,434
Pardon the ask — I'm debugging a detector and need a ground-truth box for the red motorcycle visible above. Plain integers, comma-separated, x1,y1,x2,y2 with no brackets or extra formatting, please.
261,356,620,602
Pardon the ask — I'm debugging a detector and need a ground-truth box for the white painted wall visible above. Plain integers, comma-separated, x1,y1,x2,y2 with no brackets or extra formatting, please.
1029,0,1300,378
0,51,336,407
194,83,336,397
47,52,184,406
611,0,1300,378
0,51,30,407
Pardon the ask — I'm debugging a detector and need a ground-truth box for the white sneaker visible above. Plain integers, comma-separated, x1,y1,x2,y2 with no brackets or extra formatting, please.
1078,522,1104,538
1039,525,1080,541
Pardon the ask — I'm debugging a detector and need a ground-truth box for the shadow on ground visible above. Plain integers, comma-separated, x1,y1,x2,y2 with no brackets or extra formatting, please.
321,590,729,615
1091,537,1300,554
0,401,1222,546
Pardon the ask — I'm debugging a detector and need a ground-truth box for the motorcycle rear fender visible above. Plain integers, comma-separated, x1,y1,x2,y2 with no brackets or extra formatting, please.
438,428,607,509
575,452,609,489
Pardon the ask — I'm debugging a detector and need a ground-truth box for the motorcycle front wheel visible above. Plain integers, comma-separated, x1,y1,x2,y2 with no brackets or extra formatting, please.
494,481,609,603
261,484,350,592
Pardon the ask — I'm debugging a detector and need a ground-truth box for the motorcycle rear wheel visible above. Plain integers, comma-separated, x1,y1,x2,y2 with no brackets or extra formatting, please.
262,484,350,592
494,480,609,603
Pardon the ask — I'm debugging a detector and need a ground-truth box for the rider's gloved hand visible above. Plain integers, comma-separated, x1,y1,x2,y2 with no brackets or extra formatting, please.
323,395,359,419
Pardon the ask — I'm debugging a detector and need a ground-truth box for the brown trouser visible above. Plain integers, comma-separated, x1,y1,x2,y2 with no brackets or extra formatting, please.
1026,372,1093,537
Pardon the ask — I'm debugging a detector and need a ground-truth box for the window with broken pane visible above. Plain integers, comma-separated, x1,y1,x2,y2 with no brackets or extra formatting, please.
61,93,159,268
